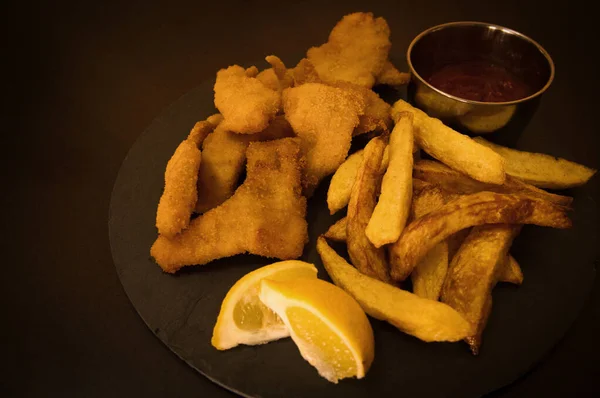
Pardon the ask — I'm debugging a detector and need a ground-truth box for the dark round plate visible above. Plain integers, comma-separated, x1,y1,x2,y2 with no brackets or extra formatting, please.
109,79,596,398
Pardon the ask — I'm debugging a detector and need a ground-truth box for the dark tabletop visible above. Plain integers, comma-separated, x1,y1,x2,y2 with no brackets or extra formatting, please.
4,0,599,397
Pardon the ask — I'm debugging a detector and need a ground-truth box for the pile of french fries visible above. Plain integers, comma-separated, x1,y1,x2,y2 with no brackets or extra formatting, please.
318,99,596,354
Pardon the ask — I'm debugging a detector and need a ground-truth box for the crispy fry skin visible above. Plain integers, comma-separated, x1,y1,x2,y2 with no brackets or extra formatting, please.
409,183,449,300
474,137,597,189
392,100,506,185
317,237,471,342
283,83,365,194
327,147,390,214
412,244,449,300
376,61,411,86
441,225,521,354
214,65,281,134
447,227,472,261
195,116,295,213
389,191,572,281
498,255,524,285
327,150,364,214
152,138,308,273
414,159,573,207
156,140,202,238
347,136,390,283
366,114,414,247
307,12,391,87
324,217,347,242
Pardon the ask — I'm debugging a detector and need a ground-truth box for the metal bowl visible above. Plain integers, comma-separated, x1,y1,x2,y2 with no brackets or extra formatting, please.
407,21,555,134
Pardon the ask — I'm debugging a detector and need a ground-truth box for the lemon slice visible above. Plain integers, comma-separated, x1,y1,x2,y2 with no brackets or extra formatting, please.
211,260,317,350
259,278,374,383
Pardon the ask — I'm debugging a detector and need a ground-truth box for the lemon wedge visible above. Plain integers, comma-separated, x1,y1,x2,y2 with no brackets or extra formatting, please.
211,260,318,350
259,278,374,383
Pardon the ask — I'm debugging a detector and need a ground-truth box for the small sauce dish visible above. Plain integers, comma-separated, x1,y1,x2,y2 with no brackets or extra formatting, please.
407,21,555,133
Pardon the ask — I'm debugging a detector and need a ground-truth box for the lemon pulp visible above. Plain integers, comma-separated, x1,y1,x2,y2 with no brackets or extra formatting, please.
286,306,357,380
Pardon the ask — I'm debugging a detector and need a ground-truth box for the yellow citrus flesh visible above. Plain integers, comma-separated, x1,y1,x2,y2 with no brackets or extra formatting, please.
232,266,317,331
286,307,357,380
259,278,374,383
211,261,318,350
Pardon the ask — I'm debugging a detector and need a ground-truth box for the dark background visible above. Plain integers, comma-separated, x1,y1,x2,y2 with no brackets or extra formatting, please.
4,0,598,397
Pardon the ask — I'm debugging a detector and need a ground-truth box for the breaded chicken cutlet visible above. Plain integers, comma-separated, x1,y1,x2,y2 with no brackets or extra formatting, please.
282,83,366,195
214,65,281,134
152,138,308,273
155,118,219,238
195,115,295,213
307,12,391,88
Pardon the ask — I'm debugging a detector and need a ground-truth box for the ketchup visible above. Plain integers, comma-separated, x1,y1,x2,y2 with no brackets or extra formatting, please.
427,61,531,102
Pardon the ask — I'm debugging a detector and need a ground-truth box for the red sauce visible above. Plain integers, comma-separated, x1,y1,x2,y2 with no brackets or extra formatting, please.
427,61,531,102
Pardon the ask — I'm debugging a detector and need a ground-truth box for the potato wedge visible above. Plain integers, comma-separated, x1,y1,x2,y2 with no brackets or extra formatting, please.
392,100,506,184
473,137,597,189
347,136,391,283
389,191,571,281
498,255,524,285
366,113,414,247
409,183,449,300
414,159,573,207
323,216,523,286
441,225,521,354
327,150,365,215
317,237,471,342
323,217,347,241
327,146,390,214
411,243,449,301
447,227,522,285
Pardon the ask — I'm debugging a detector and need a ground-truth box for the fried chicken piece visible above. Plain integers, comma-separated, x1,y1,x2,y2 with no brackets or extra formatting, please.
155,119,219,238
214,65,281,134
306,12,391,88
292,58,323,85
256,68,281,91
333,82,392,135
375,61,411,86
195,116,295,213
282,83,366,195
256,55,294,92
152,138,309,273
187,115,221,146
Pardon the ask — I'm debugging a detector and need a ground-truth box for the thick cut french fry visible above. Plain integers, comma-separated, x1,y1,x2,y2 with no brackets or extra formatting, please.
473,137,597,189
409,183,449,300
347,136,391,283
411,243,449,300
389,191,571,282
366,113,414,247
324,217,347,241
327,150,365,214
498,255,524,285
323,216,524,286
327,146,390,214
392,100,506,185
414,159,573,207
317,237,471,342
441,225,521,354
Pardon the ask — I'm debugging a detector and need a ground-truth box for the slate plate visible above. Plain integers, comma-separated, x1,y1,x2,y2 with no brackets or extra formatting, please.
108,79,596,398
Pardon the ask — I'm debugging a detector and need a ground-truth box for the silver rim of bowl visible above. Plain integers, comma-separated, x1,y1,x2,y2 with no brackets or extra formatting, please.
406,21,556,106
